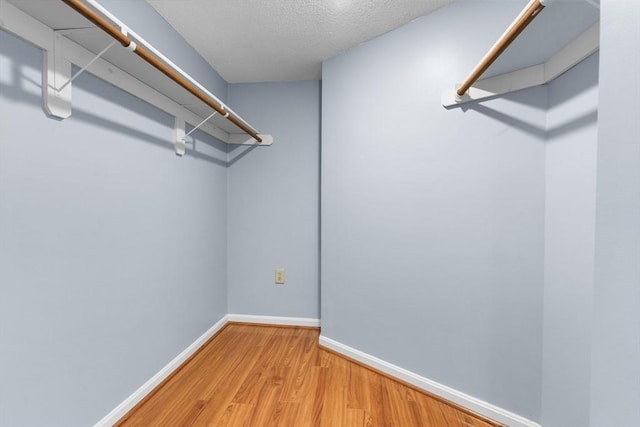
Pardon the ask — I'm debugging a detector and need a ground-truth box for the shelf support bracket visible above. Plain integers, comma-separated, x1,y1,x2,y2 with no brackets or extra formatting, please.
184,111,218,140
56,39,117,92
174,116,186,156
43,33,116,119
173,110,219,156
43,32,72,118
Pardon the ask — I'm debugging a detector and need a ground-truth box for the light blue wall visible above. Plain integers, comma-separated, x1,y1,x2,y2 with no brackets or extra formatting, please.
226,82,320,318
321,1,546,421
3,1,629,426
542,53,599,427
0,5,228,426
590,0,640,425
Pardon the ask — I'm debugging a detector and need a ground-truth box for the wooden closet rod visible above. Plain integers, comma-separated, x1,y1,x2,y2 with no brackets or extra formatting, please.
456,0,546,97
61,0,263,143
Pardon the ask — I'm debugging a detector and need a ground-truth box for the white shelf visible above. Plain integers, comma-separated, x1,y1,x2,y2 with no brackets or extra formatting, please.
442,0,599,108
442,22,599,108
1,0,273,147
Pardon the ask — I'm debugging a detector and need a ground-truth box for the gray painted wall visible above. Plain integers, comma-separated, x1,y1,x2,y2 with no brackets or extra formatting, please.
590,0,640,425
542,53,599,427
0,5,229,425
227,82,320,319
321,1,546,421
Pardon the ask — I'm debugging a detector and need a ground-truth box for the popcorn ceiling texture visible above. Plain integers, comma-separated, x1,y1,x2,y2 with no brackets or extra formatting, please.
147,0,453,82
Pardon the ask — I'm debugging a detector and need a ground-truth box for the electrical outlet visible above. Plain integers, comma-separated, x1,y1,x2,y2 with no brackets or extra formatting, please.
275,268,285,284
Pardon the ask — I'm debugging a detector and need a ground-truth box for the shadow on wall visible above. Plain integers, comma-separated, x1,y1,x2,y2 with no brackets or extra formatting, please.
0,45,237,166
227,143,258,166
460,57,599,140
468,103,597,140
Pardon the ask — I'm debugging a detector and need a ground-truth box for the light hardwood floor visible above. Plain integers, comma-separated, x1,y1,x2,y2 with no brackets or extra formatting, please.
117,324,502,426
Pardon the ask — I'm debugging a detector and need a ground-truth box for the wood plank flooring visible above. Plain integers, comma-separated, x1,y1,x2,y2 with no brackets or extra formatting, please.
117,324,502,427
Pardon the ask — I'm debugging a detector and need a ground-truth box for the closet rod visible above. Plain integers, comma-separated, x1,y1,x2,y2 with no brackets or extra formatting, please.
61,0,263,143
456,0,546,97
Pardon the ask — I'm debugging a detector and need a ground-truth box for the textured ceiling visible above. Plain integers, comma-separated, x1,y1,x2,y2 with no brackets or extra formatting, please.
146,0,453,83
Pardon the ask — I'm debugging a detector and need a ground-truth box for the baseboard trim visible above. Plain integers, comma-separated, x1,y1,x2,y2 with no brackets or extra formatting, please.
318,335,541,427
99,317,522,427
94,314,319,425
93,315,229,427
227,313,320,328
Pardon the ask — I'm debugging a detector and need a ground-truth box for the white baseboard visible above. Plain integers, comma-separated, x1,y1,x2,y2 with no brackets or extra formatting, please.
93,315,229,427
227,313,320,328
94,314,318,425
94,317,532,426
318,335,541,427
